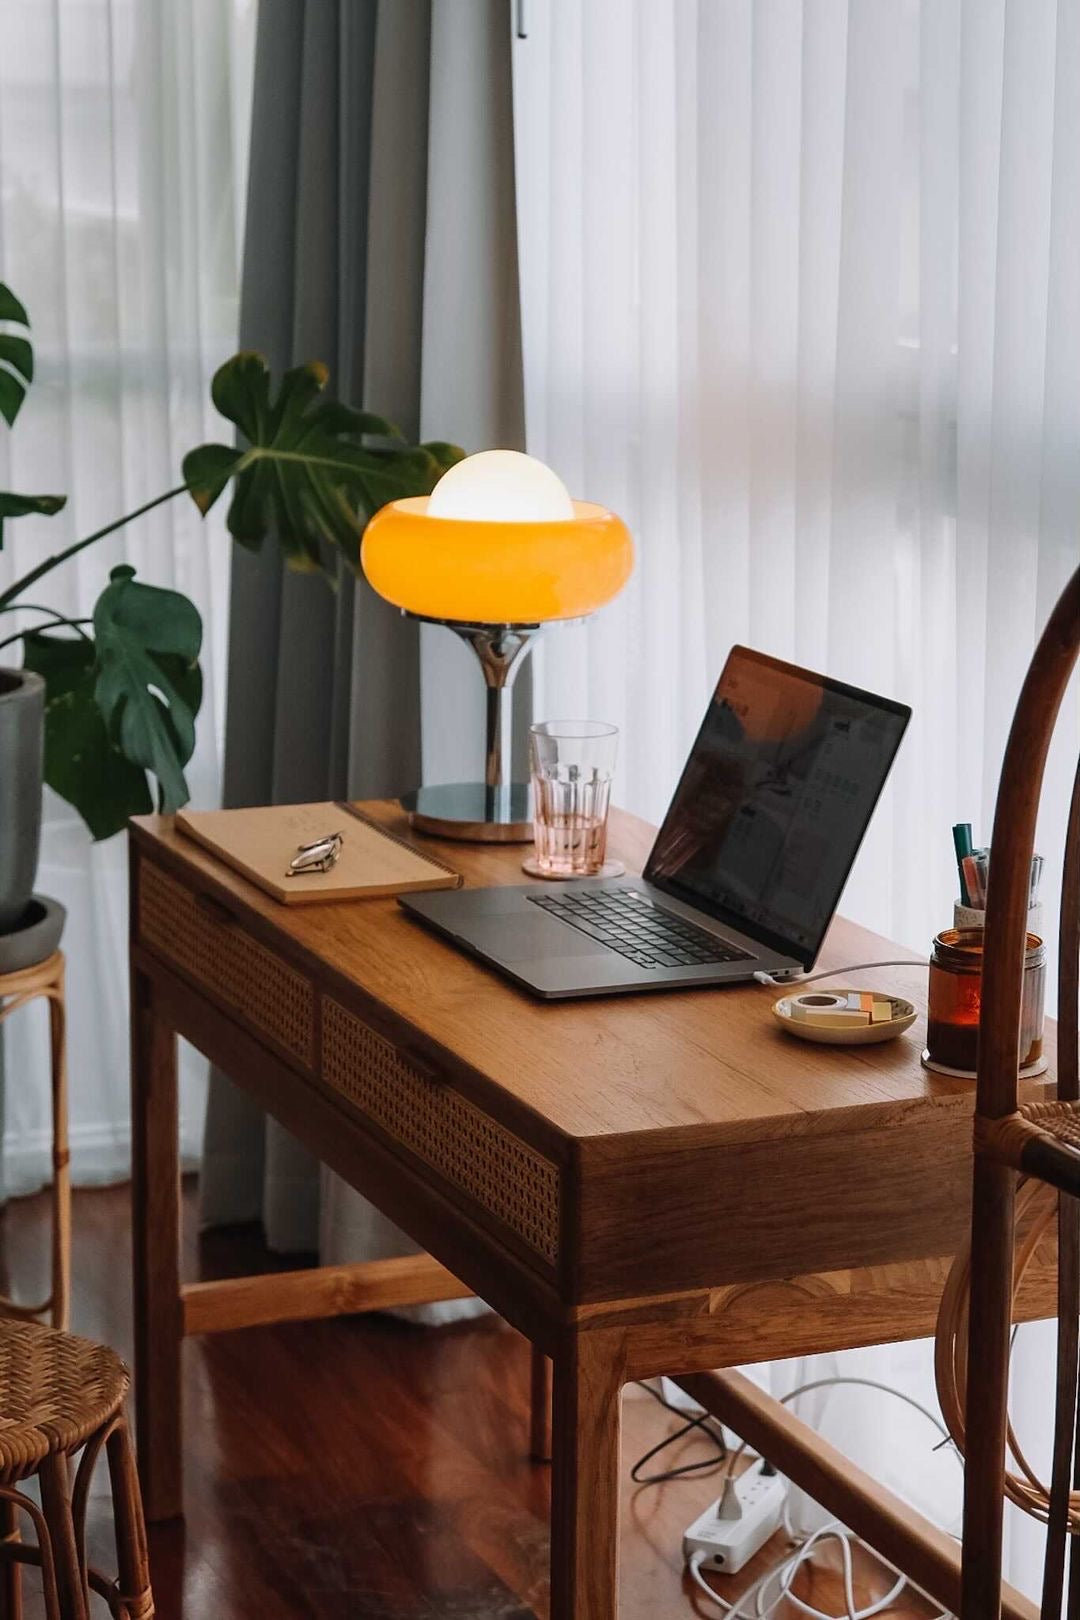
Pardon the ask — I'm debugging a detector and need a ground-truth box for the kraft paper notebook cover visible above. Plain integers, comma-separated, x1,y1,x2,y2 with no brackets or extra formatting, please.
175,802,462,905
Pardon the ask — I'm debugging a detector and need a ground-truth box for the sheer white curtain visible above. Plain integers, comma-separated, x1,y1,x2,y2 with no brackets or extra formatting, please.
0,0,255,1191
513,0,1079,1599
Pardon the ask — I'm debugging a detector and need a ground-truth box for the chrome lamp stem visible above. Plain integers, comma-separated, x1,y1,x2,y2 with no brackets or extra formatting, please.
453,624,540,794
400,618,544,841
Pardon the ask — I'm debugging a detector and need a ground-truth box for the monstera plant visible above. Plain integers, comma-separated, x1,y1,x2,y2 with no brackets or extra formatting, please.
0,284,462,846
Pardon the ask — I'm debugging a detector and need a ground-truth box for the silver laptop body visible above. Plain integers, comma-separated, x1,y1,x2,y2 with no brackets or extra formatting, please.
401,647,910,1000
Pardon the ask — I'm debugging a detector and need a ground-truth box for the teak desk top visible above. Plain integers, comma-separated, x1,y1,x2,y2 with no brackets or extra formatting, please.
128,804,1054,1617
130,804,1052,1307
139,806,952,1143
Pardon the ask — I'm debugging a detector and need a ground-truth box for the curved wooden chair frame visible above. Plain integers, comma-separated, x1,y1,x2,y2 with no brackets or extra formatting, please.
665,569,1080,1620
958,566,1080,1619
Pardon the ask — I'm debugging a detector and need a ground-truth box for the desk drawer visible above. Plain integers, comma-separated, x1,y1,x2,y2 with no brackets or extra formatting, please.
322,997,559,1267
138,861,315,1067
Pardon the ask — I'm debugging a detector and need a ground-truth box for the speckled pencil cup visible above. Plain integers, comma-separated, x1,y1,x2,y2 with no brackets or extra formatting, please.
954,900,1043,935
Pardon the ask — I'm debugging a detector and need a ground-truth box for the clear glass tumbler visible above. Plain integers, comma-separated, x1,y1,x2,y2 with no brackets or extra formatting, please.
527,720,619,879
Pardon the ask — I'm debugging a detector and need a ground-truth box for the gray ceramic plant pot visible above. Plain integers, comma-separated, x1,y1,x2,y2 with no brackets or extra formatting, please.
0,667,45,933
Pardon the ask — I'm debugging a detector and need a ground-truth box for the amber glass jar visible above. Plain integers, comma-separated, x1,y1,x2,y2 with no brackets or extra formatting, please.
925,927,1046,1077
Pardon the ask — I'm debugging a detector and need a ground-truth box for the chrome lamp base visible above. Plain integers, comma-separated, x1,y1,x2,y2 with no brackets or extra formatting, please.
400,618,555,843
401,781,533,842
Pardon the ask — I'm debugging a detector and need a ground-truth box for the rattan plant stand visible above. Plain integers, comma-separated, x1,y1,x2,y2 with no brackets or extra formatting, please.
0,952,71,1331
0,1318,153,1618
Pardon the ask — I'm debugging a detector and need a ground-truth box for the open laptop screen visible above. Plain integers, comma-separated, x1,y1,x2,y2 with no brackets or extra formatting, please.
644,648,911,969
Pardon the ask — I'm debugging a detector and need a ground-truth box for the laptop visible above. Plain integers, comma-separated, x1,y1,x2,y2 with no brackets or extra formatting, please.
400,647,911,999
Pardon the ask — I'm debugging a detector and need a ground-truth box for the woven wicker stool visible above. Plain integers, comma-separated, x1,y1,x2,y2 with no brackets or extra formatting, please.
0,1319,152,1619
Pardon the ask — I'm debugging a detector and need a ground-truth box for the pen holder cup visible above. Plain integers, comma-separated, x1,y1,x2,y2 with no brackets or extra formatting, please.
924,924,1047,1080
954,900,1043,935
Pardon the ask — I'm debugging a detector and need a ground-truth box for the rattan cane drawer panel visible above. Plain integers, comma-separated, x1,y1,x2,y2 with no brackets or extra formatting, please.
138,862,314,1066
322,997,560,1266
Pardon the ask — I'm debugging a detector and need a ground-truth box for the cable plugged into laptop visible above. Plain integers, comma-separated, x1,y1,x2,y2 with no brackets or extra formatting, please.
753,960,921,989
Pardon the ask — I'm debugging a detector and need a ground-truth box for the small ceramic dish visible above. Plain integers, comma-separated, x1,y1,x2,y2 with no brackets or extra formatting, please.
772,989,917,1047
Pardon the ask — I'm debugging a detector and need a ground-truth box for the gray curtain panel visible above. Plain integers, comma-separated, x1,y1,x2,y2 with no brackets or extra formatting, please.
199,0,525,1322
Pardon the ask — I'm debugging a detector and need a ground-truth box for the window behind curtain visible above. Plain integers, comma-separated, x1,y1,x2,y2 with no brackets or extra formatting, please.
0,0,255,1192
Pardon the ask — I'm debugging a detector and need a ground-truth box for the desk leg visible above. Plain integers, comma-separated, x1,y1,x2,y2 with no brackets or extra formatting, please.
550,1331,623,1619
131,968,183,1522
529,1347,552,1463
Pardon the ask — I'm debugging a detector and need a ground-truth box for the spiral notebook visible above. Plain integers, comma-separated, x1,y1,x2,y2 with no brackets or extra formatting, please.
175,801,462,905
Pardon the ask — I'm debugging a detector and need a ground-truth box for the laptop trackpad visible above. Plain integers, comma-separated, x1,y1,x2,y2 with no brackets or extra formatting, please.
464,916,604,963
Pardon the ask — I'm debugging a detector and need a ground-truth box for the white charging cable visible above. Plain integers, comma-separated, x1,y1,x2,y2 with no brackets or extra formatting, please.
683,1375,958,1620
688,1523,910,1620
752,960,923,988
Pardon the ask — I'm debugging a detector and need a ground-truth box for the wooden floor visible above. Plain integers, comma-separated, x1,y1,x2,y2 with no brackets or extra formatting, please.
0,1181,934,1618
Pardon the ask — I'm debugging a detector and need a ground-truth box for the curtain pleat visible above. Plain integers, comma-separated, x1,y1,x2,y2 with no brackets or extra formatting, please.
201,0,524,1326
200,0,406,1254
417,0,528,787
0,0,254,1195
513,0,1080,1595
515,0,1079,960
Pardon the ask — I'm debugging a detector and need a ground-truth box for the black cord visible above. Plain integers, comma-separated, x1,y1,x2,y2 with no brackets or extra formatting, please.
629,1380,729,1486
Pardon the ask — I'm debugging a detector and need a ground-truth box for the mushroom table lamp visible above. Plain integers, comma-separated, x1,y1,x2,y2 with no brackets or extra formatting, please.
361,450,633,840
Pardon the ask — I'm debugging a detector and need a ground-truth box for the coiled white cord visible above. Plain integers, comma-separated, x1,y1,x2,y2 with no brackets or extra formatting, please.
683,1375,958,1620
688,1519,911,1620
688,1519,910,1620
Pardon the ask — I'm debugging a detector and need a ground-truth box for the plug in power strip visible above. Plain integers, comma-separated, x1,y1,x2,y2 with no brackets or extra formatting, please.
683,1468,787,1575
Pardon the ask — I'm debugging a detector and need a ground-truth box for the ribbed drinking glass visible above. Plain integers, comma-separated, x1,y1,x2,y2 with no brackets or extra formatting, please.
528,721,618,878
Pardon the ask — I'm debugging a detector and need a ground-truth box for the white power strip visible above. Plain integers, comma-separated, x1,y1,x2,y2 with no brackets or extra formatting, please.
683,1466,787,1575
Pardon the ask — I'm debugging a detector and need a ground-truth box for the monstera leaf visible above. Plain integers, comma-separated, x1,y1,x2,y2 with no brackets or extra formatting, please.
0,283,32,426
93,565,202,811
23,566,203,839
182,353,462,576
23,632,153,840
0,284,66,546
0,491,66,550
1,305,461,845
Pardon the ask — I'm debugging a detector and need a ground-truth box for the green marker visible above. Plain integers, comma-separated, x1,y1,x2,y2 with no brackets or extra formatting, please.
953,823,973,906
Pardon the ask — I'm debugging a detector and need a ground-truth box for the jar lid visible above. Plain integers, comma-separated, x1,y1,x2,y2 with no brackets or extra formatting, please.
932,926,1045,968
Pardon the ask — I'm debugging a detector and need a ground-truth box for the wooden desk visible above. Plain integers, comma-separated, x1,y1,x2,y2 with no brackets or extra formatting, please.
128,805,1055,1617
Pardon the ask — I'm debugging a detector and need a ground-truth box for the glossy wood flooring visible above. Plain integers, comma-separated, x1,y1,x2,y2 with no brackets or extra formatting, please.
0,1182,934,1618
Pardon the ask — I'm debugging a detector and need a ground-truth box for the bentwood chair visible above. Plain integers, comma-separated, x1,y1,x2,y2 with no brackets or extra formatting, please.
935,566,1080,1618
0,1318,154,1618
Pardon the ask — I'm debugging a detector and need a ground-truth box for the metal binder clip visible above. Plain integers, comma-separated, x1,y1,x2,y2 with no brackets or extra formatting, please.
286,830,344,877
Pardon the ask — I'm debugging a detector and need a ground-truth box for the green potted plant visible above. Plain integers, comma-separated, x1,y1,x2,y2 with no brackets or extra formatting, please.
0,283,461,938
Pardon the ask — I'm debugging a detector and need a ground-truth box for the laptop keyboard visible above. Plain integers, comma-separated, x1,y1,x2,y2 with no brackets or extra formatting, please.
526,887,755,971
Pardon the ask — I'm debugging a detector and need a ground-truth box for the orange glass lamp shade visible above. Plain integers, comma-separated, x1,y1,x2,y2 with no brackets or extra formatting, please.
360,451,634,841
361,483,632,625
